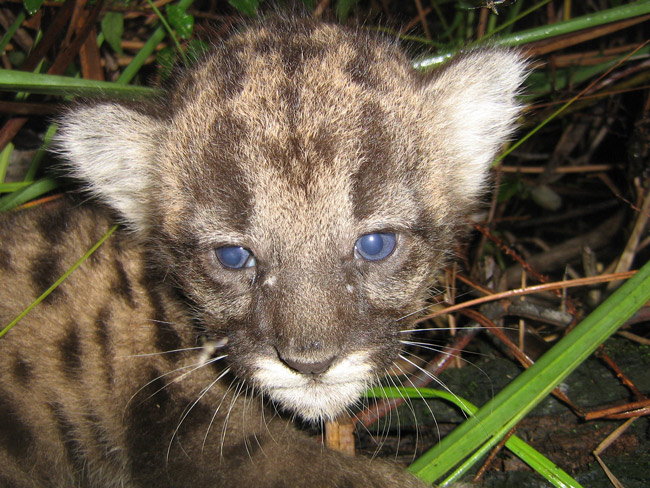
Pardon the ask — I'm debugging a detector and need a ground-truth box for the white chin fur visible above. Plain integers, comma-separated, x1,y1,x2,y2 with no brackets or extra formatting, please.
253,352,374,422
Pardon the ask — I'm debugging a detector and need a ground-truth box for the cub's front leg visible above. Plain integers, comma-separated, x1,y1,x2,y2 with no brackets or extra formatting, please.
134,380,427,487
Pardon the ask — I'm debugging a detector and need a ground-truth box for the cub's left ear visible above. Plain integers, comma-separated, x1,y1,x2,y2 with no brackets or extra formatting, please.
421,49,527,202
54,102,165,233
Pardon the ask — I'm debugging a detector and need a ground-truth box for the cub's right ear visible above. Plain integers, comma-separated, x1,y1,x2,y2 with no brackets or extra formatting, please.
419,49,527,207
55,103,164,233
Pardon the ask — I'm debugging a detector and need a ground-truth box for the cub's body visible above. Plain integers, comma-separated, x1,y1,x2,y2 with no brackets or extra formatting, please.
0,17,525,487
0,200,424,487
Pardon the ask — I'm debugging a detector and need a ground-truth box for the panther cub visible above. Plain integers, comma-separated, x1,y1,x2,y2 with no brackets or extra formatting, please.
0,17,526,487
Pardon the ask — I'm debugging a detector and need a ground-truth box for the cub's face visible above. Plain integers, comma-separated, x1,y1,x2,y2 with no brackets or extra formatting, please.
57,19,526,421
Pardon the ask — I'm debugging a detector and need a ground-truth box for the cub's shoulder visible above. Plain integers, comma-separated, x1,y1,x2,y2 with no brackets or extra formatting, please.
0,198,156,340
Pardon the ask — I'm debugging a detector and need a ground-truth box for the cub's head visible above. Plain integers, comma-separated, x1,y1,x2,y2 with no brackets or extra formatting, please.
56,19,526,421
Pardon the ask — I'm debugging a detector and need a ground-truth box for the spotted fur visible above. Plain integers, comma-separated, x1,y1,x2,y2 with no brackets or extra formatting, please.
0,17,526,487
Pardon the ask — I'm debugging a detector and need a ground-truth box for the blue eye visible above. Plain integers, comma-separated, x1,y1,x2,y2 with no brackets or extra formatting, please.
354,232,397,261
215,246,256,269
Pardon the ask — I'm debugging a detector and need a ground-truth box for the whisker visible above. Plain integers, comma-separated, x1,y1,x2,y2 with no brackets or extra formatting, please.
396,310,431,326
147,355,228,401
259,392,277,445
391,362,438,460
123,346,204,358
123,361,208,416
246,390,266,457
358,373,393,458
241,386,254,460
398,353,473,421
400,340,480,358
203,375,238,455
395,282,490,324
166,366,231,463
396,305,431,322
400,343,495,393
378,377,393,455
144,318,183,326
401,324,519,334
125,355,228,415
400,327,458,334
381,374,404,460
220,380,246,458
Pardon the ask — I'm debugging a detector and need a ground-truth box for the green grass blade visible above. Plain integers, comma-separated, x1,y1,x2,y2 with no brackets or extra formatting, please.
0,178,58,212
367,386,582,487
0,182,31,193
0,10,26,55
506,436,583,488
0,224,118,339
409,259,650,483
495,1,650,47
146,0,188,66
0,4,194,99
118,0,194,84
414,1,650,70
0,69,157,97
0,142,12,182
366,386,477,411
24,123,59,182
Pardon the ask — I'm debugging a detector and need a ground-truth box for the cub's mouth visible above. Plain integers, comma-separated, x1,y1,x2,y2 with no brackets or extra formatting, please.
252,352,375,422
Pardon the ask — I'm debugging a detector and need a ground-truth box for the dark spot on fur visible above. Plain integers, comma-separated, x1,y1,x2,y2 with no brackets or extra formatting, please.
140,274,166,322
60,324,82,379
113,259,136,308
345,53,378,90
89,213,115,260
258,17,319,66
334,476,356,488
107,231,125,256
29,250,64,302
0,250,11,270
221,52,245,98
36,205,69,246
86,414,110,453
179,110,252,235
156,320,183,355
261,119,319,188
311,124,337,162
279,38,318,77
221,433,263,460
84,410,123,468
94,307,114,385
204,151,252,232
351,101,395,221
253,36,271,55
94,308,110,355
49,402,90,483
125,369,174,483
0,392,35,460
13,357,33,385
281,79,300,125
139,278,183,354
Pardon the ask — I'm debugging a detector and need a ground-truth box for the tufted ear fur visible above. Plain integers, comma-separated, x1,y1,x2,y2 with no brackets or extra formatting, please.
55,103,164,233
421,49,527,204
